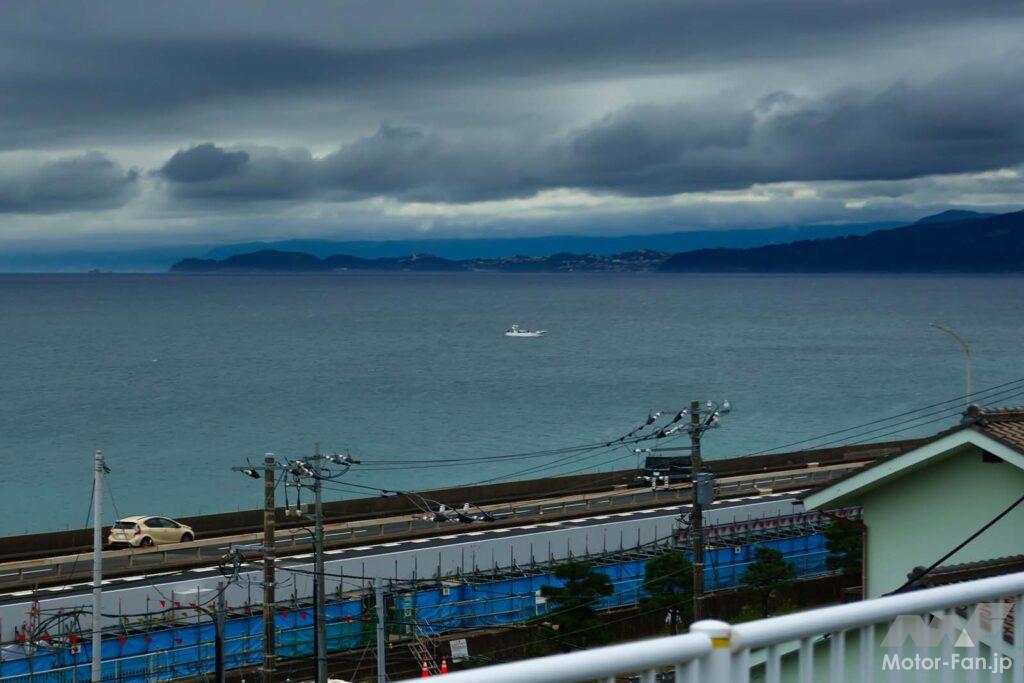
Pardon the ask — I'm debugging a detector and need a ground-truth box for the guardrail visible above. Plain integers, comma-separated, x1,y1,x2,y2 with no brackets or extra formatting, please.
0,461,864,589
400,571,1024,683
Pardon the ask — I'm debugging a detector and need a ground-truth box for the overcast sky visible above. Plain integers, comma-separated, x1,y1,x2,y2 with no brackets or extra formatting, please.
2,0,1024,249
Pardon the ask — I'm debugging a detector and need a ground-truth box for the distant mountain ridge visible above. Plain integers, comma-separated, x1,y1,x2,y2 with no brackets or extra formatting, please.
659,210,1024,273
171,210,1024,274
911,209,996,225
202,221,904,261
172,249,668,273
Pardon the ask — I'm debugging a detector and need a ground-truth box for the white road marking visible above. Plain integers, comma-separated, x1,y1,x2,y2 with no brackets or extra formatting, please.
0,568,52,578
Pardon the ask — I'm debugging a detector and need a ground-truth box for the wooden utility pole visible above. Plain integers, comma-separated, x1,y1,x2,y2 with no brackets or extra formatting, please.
215,581,227,683
262,454,277,683
375,579,387,683
688,401,705,621
312,447,327,683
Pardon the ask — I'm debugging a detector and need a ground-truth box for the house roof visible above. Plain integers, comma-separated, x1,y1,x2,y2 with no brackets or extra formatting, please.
915,555,1024,647
971,406,1024,451
916,554,1024,587
802,406,1024,510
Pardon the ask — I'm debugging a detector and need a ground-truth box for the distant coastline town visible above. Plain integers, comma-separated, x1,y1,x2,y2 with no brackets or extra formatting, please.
171,209,1024,274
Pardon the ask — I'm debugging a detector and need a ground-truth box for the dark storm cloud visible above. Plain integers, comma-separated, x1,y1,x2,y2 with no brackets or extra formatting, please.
161,144,249,182
2,0,1024,238
159,129,542,203
157,58,1024,203
158,145,315,200
318,125,545,202
559,60,1024,195
0,152,137,213
0,1,1021,149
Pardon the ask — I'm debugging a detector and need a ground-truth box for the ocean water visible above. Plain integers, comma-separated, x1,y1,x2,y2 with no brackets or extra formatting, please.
2,273,1023,536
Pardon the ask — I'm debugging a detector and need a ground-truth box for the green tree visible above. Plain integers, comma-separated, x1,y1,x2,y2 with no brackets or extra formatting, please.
641,550,694,633
824,518,863,582
740,547,796,618
533,561,614,653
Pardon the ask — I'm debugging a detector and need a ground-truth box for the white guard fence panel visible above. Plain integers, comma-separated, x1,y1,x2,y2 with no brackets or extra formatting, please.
395,571,1024,683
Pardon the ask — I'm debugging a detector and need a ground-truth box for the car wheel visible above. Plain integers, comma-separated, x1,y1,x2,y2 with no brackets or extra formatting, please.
181,532,194,543
140,536,154,547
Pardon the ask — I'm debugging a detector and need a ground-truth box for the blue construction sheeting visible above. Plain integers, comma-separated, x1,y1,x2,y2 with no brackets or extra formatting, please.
0,598,367,683
397,535,829,637
0,534,829,681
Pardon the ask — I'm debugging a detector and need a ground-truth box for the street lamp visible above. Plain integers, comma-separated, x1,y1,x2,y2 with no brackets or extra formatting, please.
931,323,972,408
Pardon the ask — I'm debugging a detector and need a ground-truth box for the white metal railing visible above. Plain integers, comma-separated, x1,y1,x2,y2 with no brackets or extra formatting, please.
402,571,1024,683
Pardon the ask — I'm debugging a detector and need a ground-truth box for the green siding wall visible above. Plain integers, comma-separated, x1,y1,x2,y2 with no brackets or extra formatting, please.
861,444,1024,597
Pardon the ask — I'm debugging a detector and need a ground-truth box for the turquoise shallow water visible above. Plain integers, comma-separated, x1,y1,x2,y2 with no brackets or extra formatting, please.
1,272,1022,535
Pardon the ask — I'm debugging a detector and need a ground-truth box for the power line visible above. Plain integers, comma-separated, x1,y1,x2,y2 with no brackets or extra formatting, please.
890,489,1024,595
353,411,686,470
741,376,1024,458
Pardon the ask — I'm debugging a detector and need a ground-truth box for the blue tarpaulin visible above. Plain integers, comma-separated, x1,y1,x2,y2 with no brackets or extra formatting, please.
0,534,828,681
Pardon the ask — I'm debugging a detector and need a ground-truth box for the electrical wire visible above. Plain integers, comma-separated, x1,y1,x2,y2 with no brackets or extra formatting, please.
741,376,1024,458
888,489,1024,595
313,379,1024,515
353,412,685,470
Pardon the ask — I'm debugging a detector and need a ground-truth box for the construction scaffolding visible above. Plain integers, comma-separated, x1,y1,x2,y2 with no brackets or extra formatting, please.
0,508,857,683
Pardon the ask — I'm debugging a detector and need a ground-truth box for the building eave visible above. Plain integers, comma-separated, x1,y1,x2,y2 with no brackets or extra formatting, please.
803,428,1024,510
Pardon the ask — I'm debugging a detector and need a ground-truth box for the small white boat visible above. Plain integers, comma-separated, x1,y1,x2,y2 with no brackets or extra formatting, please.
505,324,546,338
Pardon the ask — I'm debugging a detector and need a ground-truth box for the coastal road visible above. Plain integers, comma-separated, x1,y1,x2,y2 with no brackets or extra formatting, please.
0,489,806,607
0,461,859,591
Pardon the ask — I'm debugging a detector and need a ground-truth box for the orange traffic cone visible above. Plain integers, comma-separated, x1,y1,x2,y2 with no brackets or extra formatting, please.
440,657,448,675
421,662,430,678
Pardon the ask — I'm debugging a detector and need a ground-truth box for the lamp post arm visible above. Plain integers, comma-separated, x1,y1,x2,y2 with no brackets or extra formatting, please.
931,323,972,407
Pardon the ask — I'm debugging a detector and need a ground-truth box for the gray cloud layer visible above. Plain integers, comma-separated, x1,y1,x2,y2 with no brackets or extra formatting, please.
0,152,137,213
1,1,1023,240
155,57,1024,204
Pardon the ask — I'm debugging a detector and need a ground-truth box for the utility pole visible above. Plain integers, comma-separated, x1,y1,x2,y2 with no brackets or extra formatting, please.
313,446,327,683
688,402,705,621
262,454,276,683
683,399,731,621
235,448,357,683
91,450,105,683
215,581,227,683
375,579,387,683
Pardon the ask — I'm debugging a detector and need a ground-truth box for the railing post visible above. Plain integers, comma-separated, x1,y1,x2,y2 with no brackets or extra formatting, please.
690,620,733,683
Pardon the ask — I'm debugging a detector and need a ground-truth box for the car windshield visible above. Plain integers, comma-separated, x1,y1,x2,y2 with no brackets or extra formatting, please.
113,521,137,529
